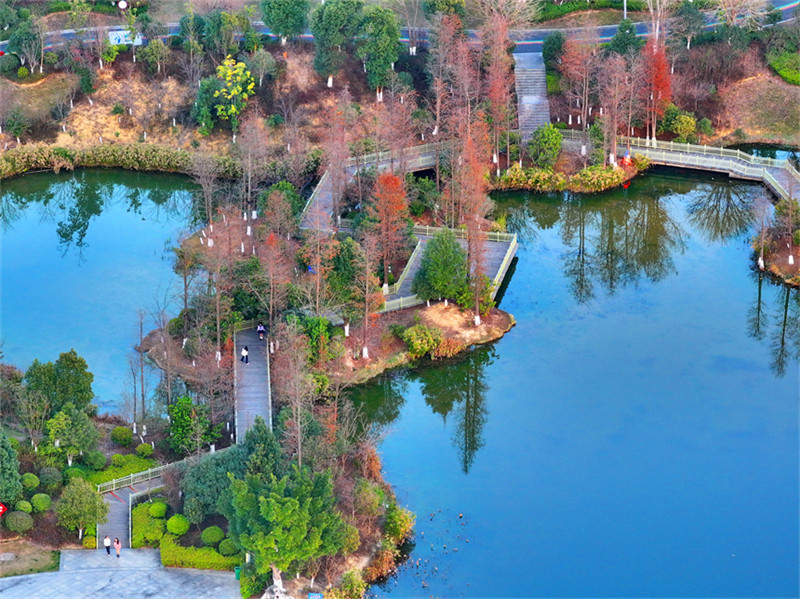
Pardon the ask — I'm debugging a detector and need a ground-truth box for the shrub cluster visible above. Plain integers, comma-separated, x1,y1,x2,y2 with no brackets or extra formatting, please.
218,538,238,556
166,514,190,536
159,534,241,570
201,525,225,547
136,443,154,458
567,165,627,193
15,500,32,513
383,503,415,545
149,502,168,518
493,163,567,192
31,493,52,513
131,502,168,548
4,510,33,534
110,427,133,447
84,450,107,470
83,535,97,549
768,51,800,86
537,0,645,21
21,472,39,491
38,466,62,491
401,324,442,359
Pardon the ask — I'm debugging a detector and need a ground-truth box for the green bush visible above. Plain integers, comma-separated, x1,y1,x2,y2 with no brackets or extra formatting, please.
87,455,157,485
83,450,107,470
159,534,241,570
83,535,97,549
384,503,415,544
0,53,20,76
697,117,713,136
149,502,167,518
568,165,627,192
131,503,167,548
15,500,32,513
632,153,652,171
64,467,88,482
494,163,567,192
111,427,133,447
31,493,52,513
201,525,225,546
337,570,367,599
239,562,269,598
768,51,800,86
218,538,238,556
17,66,28,79
21,472,39,491
528,123,563,170
111,102,125,115
4,510,33,534
167,514,190,536
546,72,561,95
39,466,62,491
401,324,442,359
794,229,800,246
136,443,154,458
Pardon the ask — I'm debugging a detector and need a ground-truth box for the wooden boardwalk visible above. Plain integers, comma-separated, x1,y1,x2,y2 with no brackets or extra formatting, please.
97,476,163,549
234,328,272,442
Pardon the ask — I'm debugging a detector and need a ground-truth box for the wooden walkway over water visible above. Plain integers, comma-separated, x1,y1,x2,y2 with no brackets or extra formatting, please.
301,145,520,312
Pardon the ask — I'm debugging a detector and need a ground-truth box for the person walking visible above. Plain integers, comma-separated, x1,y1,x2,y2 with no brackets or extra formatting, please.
241,346,249,364
257,323,266,340
103,535,111,556
114,537,121,559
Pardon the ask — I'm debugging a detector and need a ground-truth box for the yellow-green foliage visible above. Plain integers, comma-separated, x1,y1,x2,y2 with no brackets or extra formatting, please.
82,535,97,549
632,153,652,171
0,144,239,180
383,503,415,545
131,503,167,548
159,533,241,570
401,324,442,359
494,163,567,192
567,165,627,193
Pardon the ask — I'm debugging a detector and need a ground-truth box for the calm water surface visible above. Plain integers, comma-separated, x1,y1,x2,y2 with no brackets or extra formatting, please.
1,169,196,413
353,169,799,598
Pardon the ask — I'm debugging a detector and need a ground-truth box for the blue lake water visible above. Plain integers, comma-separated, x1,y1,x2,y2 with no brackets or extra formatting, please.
353,169,800,598
1,169,196,414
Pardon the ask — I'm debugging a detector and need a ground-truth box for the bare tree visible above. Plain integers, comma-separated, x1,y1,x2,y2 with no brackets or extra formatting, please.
481,13,514,177
560,33,599,150
356,233,383,359
596,52,629,163
389,0,424,54
474,0,540,27
236,112,271,213
321,89,353,225
272,320,316,468
643,0,682,47
715,0,767,27
191,154,221,224
250,233,292,331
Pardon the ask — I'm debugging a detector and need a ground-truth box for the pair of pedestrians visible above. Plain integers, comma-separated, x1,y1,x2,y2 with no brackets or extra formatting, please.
103,536,121,558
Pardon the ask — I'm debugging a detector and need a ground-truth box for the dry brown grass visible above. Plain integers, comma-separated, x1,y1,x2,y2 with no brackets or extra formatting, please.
0,539,60,578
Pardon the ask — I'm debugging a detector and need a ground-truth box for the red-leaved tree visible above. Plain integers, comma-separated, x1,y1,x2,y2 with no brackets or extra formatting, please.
642,39,671,142
369,173,409,287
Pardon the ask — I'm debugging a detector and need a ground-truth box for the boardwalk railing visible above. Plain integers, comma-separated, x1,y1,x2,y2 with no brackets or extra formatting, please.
97,465,172,494
385,240,423,295
493,234,518,291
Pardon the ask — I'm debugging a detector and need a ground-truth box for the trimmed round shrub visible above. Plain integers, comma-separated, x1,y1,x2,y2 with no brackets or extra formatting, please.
201,525,224,547
21,472,39,491
218,538,238,556
64,467,87,482
31,493,52,513
17,66,29,79
136,443,154,458
4,511,33,534
166,514,190,536
39,466,62,489
111,427,133,447
148,502,167,518
84,450,107,470
111,453,125,467
83,535,97,549
15,500,32,513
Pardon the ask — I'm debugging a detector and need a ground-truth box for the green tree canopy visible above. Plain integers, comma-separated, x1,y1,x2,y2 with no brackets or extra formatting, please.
24,349,94,415
168,396,221,455
45,402,99,467
55,478,108,540
0,430,23,504
608,19,643,56
411,229,468,302
422,0,465,17
221,465,357,591
310,0,363,78
261,0,309,42
356,5,400,90
528,123,562,170
182,444,249,524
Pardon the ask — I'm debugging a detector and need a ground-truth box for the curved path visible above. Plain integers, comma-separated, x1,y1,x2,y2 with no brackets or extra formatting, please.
1,0,797,54
2,549,239,599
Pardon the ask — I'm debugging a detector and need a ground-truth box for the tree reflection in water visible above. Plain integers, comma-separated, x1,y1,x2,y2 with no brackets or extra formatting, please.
1,170,196,260
687,182,754,243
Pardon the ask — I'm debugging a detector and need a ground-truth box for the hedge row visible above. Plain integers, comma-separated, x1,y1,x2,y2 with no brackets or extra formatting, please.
159,534,241,570
0,144,238,180
768,52,800,86
131,502,167,549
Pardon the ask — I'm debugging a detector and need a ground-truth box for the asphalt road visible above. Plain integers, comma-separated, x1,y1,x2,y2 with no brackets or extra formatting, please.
0,0,797,54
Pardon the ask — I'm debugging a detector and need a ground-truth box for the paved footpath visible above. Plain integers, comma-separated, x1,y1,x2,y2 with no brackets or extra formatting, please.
1,549,240,598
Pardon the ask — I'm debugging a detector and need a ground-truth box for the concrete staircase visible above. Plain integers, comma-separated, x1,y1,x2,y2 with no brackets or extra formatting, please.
513,52,550,140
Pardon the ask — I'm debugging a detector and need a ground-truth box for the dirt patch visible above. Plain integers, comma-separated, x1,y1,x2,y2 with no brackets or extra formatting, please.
0,539,60,577
717,71,800,145
766,234,800,286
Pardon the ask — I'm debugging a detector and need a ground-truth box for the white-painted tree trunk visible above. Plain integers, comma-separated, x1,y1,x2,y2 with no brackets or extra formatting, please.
344,323,350,337
327,75,333,88
758,256,765,270
474,314,481,326
444,298,448,307
362,346,369,359
87,97,93,106
281,36,287,46
67,455,74,467
568,114,572,125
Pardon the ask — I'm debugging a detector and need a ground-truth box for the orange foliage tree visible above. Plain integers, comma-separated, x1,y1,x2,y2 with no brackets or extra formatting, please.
642,39,671,142
368,173,409,287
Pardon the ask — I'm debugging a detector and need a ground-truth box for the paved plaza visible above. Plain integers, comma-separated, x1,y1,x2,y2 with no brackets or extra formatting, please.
1,549,240,599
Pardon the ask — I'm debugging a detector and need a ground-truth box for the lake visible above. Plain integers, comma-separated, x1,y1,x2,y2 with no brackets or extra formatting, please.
353,168,799,598
1,169,197,415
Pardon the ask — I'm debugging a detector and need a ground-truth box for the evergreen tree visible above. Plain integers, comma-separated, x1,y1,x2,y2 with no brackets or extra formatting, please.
261,0,309,43
55,478,108,540
411,229,468,302
45,402,99,467
608,19,643,56
356,5,400,92
24,349,94,415
0,430,22,504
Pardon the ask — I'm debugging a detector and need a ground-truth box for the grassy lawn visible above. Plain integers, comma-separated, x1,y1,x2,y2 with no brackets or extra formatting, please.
2,73,80,124
0,540,60,578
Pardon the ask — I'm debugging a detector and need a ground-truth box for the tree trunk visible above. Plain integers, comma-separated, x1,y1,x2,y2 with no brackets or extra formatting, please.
78,527,84,540
271,565,283,591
